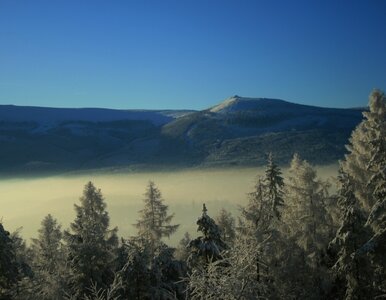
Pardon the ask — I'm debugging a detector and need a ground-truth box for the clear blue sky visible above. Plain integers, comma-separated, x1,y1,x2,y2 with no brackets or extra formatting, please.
0,0,385,110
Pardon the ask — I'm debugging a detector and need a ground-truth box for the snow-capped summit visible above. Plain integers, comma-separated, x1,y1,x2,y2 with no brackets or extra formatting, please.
209,95,241,113
209,96,290,114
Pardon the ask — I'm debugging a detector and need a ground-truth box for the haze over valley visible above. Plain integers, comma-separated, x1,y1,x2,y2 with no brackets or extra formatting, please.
0,164,338,245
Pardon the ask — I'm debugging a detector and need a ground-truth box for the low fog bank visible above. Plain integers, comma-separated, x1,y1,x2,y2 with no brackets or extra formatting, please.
0,164,338,245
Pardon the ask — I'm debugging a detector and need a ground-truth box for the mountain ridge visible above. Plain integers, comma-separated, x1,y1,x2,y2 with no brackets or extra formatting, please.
0,97,364,174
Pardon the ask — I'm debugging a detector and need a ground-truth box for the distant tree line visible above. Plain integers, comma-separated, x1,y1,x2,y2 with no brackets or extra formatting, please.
0,90,385,299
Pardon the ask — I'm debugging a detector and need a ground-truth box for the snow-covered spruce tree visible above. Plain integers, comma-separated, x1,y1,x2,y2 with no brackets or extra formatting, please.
187,204,227,268
149,242,187,300
134,181,179,248
239,176,271,281
346,90,386,298
117,235,186,300
240,177,272,295
187,205,231,299
0,223,19,298
135,181,183,296
263,152,285,221
365,90,386,233
240,177,270,235
188,204,269,299
187,234,269,300
215,208,236,247
240,154,284,235
283,154,331,260
115,236,152,299
282,154,332,299
365,92,386,296
64,181,118,298
328,169,371,300
29,214,67,299
118,238,187,299
10,230,35,299
342,89,386,213
116,181,183,299
236,157,286,299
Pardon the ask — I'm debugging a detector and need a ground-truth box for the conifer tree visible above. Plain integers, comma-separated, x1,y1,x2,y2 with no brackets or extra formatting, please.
263,152,285,221
282,154,332,299
187,204,227,267
365,90,386,232
117,181,182,299
215,208,236,247
237,160,286,299
188,203,269,299
64,181,118,298
115,236,152,300
149,243,186,299
328,170,371,300
283,154,331,258
349,90,386,298
241,177,269,234
342,90,386,213
30,214,66,299
187,235,268,300
0,223,19,298
135,181,179,247
32,214,64,274
10,230,34,298
187,205,232,299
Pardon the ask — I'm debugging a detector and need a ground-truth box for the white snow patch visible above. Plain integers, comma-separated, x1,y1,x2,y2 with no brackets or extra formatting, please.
210,96,240,113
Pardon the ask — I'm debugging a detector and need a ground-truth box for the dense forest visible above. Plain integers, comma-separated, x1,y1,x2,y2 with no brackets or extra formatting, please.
0,90,385,300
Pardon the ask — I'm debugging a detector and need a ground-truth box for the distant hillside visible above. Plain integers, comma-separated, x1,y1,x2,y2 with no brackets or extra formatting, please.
162,96,363,166
0,97,363,174
0,105,195,126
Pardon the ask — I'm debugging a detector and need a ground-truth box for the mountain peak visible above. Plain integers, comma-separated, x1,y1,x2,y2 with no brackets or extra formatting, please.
209,96,240,113
209,96,287,113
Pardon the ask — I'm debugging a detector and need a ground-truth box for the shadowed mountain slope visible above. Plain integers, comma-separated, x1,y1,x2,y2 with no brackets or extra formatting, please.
162,96,363,166
0,97,363,174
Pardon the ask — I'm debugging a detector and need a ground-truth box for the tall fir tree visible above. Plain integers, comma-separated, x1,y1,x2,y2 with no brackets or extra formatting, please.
237,177,273,299
282,154,332,299
342,90,386,213
117,181,182,299
328,170,371,300
187,233,268,300
187,205,250,299
187,204,227,268
240,177,269,234
30,214,67,299
364,92,386,297
135,181,179,247
347,90,386,298
0,223,19,298
263,152,285,221
283,154,331,257
115,236,152,300
365,90,386,232
10,230,34,299
237,158,286,299
215,208,236,247
64,181,118,298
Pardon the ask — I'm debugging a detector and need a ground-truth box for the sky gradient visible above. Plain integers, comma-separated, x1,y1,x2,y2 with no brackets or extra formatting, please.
1,0,386,110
